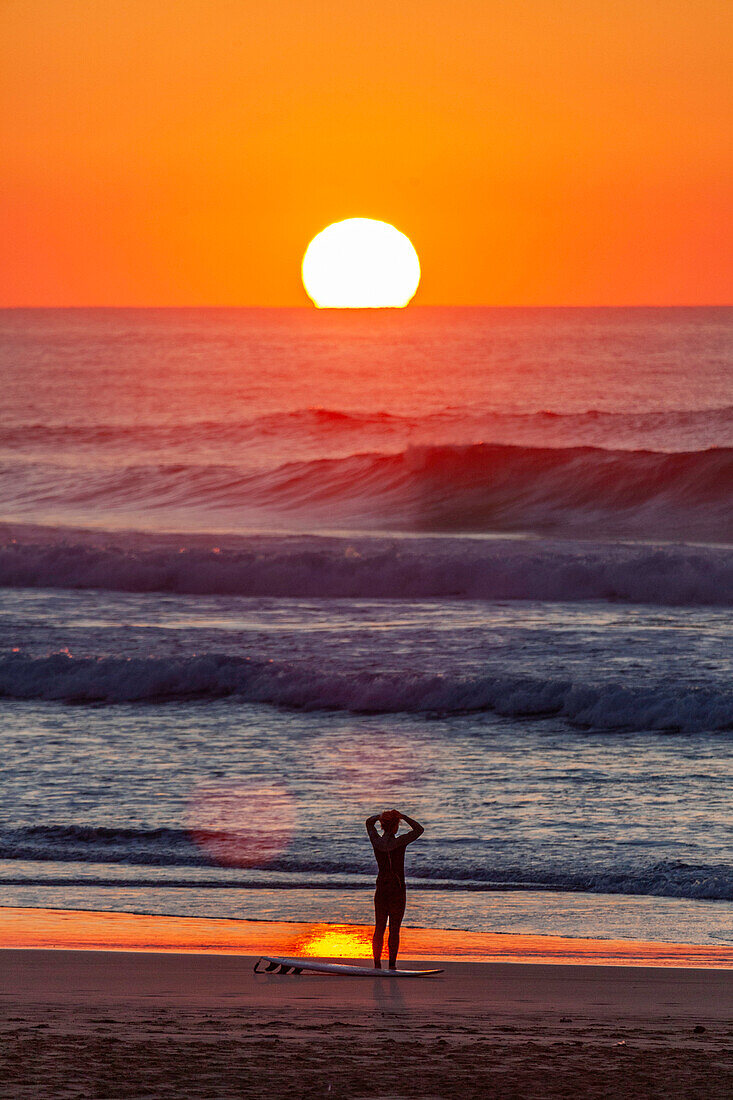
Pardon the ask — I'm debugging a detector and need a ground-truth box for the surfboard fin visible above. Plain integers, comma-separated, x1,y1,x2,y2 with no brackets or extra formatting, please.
253,957,282,973
253,957,306,975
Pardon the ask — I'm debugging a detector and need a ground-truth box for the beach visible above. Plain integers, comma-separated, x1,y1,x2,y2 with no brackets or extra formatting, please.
3,910,733,1099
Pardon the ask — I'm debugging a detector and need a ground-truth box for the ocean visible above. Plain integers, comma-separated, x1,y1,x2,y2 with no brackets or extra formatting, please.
1,306,731,946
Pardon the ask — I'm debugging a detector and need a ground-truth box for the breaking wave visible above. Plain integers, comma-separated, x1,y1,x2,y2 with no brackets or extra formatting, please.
0,652,730,731
1,531,731,606
1,825,731,901
1,442,730,541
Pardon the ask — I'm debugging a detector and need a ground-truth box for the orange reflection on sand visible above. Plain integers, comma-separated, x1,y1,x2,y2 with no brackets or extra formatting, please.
293,924,373,959
2,909,733,969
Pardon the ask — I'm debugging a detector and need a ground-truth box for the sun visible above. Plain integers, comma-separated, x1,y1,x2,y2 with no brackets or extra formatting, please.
302,218,420,308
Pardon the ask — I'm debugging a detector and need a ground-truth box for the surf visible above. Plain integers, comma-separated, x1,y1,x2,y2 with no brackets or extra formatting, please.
1,651,730,732
0,442,730,542
2,825,731,902
1,528,731,605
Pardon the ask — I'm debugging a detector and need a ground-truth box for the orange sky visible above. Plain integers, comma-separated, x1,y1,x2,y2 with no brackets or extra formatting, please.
2,0,731,306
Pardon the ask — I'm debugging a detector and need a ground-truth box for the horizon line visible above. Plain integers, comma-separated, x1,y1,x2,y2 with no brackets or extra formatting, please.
2,302,732,311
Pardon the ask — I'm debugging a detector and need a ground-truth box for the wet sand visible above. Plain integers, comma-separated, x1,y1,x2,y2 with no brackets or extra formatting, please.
2,908,732,1098
4,905,733,966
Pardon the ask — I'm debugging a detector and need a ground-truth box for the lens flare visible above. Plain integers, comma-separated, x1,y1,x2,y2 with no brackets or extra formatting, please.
302,218,420,308
187,781,295,868
305,729,436,806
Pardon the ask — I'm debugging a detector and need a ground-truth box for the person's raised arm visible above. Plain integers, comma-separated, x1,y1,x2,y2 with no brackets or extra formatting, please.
365,814,383,847
399,813,424,845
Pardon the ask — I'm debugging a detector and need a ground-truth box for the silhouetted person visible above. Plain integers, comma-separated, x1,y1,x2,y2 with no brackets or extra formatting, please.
366,809,424,970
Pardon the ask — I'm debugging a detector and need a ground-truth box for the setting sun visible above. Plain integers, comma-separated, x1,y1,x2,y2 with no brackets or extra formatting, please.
302,218,421,308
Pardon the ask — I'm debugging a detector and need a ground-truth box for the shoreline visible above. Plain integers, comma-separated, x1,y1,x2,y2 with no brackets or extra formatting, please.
5,880,732,947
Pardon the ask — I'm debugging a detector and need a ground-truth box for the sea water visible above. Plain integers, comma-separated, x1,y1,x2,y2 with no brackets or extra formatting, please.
1,307,731,945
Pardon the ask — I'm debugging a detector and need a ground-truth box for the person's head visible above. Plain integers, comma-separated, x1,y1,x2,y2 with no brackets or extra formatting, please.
379,809,401,836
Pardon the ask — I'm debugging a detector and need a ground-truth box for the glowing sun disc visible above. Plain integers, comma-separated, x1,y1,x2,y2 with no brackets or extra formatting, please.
302,218,420,308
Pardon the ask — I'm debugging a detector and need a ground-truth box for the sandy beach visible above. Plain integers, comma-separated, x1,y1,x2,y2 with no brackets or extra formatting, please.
2,909,732,1098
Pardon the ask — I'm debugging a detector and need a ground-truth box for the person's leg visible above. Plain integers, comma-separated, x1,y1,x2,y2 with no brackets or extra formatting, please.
387,891,406,970
373,889,388,968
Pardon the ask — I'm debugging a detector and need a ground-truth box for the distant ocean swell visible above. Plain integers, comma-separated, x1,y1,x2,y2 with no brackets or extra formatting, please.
1,403,731,451
1,534,731,606
1,826,730,901
1,442,730,540
1,652,730,731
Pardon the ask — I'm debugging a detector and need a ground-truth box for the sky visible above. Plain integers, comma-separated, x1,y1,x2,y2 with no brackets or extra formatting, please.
2,0,731,306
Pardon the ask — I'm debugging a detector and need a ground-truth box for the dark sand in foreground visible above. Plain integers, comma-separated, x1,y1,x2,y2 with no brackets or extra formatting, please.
2,909,732,1098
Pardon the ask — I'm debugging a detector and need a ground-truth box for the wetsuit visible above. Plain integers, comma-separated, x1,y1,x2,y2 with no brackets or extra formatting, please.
372,839,407,925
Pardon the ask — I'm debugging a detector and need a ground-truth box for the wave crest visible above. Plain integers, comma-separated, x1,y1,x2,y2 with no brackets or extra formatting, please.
1,825,731,900
1,531,731,606
1,652,730,731
2,442,730,541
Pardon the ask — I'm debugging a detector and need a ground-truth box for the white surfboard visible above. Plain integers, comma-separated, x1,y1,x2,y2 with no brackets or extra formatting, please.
254,955,443,977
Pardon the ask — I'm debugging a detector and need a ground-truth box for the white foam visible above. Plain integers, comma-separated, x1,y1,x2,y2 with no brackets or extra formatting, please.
0,533,731,606
0,652,730,732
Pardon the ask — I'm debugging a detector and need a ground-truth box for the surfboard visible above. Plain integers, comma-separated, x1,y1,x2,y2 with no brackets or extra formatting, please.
254,955,443,977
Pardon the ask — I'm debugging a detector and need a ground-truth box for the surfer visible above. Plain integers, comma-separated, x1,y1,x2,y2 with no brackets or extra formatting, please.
366,809,424,970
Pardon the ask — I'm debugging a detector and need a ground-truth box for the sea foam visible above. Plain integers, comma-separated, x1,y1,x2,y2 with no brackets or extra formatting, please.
0,651,730,731
1,530,731,606
1,825,731,901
